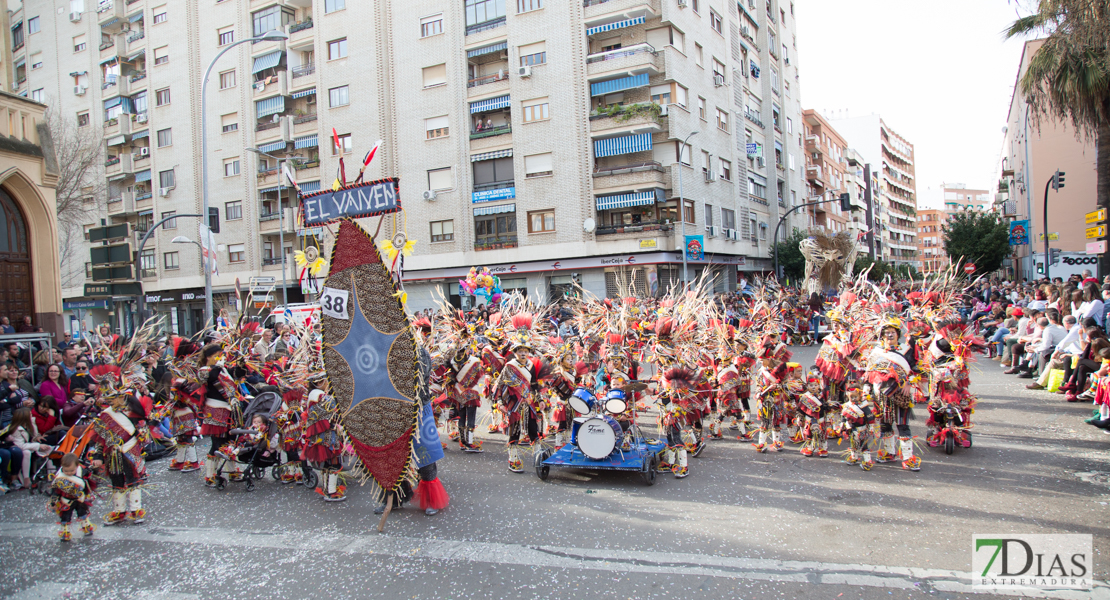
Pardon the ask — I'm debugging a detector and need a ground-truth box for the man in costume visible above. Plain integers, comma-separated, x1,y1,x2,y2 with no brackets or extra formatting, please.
303,374,346,501
492,314,542,473
89,392,151,525
864,314,922,471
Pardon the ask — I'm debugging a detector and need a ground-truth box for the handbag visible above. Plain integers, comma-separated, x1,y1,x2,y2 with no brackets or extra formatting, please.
1046,369,1066,393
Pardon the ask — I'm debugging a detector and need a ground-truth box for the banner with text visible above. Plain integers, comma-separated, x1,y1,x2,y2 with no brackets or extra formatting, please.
300,177,401,226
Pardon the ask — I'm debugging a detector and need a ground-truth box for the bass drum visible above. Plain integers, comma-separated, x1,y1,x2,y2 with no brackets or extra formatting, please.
577,415,623,460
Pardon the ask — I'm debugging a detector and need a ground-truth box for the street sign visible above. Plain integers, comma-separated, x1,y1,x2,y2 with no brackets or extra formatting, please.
88,224,130,243
91,265,133,281
250,276,276,286
90,243,133,265
964,263,976,274
1085,208,1107,224
1087,240,1107,255
1086,225,1107,239
83,282,142,297
1038,233,1060,241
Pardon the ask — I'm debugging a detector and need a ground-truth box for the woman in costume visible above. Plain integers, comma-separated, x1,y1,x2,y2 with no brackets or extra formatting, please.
492,316,541,473
199,343,242,486
303,374,346,501
89,392,151,525
863,314,922,471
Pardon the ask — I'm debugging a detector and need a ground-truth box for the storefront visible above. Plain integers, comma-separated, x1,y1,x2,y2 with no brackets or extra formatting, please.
62,299,111,339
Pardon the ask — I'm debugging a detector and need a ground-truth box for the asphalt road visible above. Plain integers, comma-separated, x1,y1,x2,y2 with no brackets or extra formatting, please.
1,345,1108,600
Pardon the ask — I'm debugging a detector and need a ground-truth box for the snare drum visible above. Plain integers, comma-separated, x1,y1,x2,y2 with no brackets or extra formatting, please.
577,415,624,459
568,387,596,415
603,389,628,414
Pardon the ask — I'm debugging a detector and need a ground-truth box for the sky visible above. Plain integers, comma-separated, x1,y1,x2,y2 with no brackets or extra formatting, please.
795,0,1033,209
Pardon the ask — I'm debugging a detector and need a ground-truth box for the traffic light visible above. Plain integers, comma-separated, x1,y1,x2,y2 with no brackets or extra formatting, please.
839,193,852,212
1052,170,1066,190
1050,248,1061,265
208,206,220,233
1037,262,1044,274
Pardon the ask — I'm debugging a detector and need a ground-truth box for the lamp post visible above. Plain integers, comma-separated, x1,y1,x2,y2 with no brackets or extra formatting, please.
246,148,290,307
133,213,201,326
676,131,698,285
200,29,288,325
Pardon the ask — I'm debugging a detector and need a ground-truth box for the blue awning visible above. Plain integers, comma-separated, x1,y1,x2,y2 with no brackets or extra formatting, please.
774,140,783,152
590,73,649,97
596,191,657,212
258,140,286,153
134,169,152,183
294,135,318,149
467,41,507,58
299,180,321,193
100,56,118,65
131,129,149,140
103,97,122,109
102,17,120,27
259,186,281,194
255,95,285,118
119,97,134,113
593,132,652,158
252,51,283,74
291,88,316,99
469,94,511,114
128,12,144,22
473,203,515,216
586,16,644,36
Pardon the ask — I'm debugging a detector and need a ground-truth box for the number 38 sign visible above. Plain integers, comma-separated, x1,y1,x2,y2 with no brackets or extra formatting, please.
320,287,350,320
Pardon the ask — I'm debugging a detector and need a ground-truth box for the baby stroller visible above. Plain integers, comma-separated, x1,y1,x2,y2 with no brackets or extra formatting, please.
29,414,97,496
213,391,283,492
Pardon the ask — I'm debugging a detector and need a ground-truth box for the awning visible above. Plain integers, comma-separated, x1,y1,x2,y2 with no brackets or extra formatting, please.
291,88,316,99
134,170,152,183
128,12,144,22
586,16,644,36
590,73,649,97
774,140,783,152
750,172,768,186
593,132,652,158
596,190,657,212
257,140,286,153
471,148,513,162
102,17,120,27
252,51,283,74
255,95,285,118
294,135,318,149
259,186,281,194
131,129,149,140
106,135,127,146
299,181,321,193
125,49,144,61
100,56,118,65
469,94,511,114
467,41,507,58
13,56,25,68
103,97,123,109
473,203,515,216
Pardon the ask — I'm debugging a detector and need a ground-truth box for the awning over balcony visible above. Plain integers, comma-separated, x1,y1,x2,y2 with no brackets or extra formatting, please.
294,134,318,149
471,148,512,162
595,189,661,212
291,88,316,99
469,94,511,114
134,170,152,183
593,132,651,158
128,12,144,22
473,203,515,216
252,51,283,74
257,140,286,153
103,97,123,109
259,186,281,194
131,129,149,140
100,56,118,65
586,16,644,36
255,95,285,118
102,17,120,27
299,180,321,193
467,41,507,58
590,73,648,97
125,49,144,61
106,135,127,146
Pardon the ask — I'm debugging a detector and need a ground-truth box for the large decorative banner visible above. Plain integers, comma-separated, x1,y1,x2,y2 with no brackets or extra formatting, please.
301,177,401,226
1009,219,1030,246
685,235,705,261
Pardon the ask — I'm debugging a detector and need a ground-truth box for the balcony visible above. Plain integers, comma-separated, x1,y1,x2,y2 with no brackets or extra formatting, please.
98,0,125,23
254,72,288,98
586,43,661,79
595,219,674,237
474,235,517,251
467,70,510,97
99,37,122,61
293,112,317,133
744,107,764,128
105,153,133,177
589,102,664,136
466,17,506,37
805,135,823,155
106,192,135,216
126,30,145,48
135,192,153,211
291,63,315,80
288,19,313,45
806,164,825,187
583,0,661,23
592,160,668,190
469,125,511,140
259,208,296,234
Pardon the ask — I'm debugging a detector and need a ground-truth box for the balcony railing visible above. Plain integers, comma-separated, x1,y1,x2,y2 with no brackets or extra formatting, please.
466,17,506,36
127,31,144,43
135,192,152,201
291,64,315,78
105,156,121,167
100,39,116,51
256,120,281,132
292,159,320,170
586,43,656,64
130,71,146,83
262,257,283,266
596,220,674,236
289,19,313,34
593,160,663,176
141,268,157,278
468,70,508,88
257,166,280,177
259,212,281,222
744,107,763,127
473,180,514,192
469,125,511,140
474,235,517,251
293,113,317,124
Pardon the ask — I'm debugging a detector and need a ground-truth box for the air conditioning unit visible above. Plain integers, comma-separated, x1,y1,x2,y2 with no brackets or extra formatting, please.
784,57,791,65
756,156,766,167
158,187,173,197
703,169,715,182
741,26,750,37
725,228,738,241
136,113,148,123
305,94,316,104
138,147,150,156
422,190,437,201
707,225,720,237
677,0,688,6
713,74,725,87
70,12,82,22
516,65,532,78
74,86,86,96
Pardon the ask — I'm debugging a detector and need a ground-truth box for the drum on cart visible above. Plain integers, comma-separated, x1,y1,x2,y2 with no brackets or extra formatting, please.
569,416,590,446
576,415,624,459
604,389,628,414
568,387,596,415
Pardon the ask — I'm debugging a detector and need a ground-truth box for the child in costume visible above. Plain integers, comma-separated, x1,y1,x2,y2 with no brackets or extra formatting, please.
840,387,876,470
89,394,151,525
50,453,96,541
797,368,830,457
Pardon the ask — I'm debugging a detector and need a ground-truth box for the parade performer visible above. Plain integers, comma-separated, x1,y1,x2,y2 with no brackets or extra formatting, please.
89,392,151,525
840,386,876,470
274,389,306,484
492,314,542,473
443,335,486,453
797,368,829,457
657,364,699,478
199,343,243,486
50,453,95,541
166,339,202,473
863,313,922,471
752,331,793,452
303,375,346,502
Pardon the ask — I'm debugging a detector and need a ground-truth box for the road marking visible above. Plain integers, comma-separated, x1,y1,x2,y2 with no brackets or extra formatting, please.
9,581,88,600
2,523,1106,599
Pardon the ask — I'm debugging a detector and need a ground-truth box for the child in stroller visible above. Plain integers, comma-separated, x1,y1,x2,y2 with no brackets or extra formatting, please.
212,390,315,491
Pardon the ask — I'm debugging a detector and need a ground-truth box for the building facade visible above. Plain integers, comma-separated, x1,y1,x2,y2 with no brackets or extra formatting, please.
800,108,851,234
915,184,991,277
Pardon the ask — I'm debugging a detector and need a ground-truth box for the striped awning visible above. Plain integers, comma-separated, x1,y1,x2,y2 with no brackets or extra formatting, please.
13,56,24,68
469,94,511,114
774,140,783,152
259,186,281,194
471,148,513,162
586,16,644,36
294,135,318,149
128,12,144,22
252,51,283,74
473,203,515,216
593,132,652,158
596,191,657,212
467,41,507,58
104,97,123,109
299,180,321,193
255,95,285,118
102,17,120,27
125,49,144,61
134,169,152,183
131,129,149,140
257,140,286,153
590,73,649,97
100,56,118,65
291,88,316,99
106,135,127,146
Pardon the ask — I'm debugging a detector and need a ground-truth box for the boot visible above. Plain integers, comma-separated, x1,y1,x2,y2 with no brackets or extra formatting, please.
169,446,187,471
751,431,767,453
736,419,752,440
876,435,896,462
554,432,564,449
182,445,201,472
507,444,524,473
58,522,71,542
324,472,347,502
772,429,784,450
845,449,860,465
860,450,874,471
463,428,483,453
128,489,145,523
80,517,95,537
817,438,829,458
204,455,217,487
103,490,127,526
658,446,675,470
900,437,921,471
447,419,459,441
227,460,243,482
799,440,814,457
708,420,723,439
673,448,689,478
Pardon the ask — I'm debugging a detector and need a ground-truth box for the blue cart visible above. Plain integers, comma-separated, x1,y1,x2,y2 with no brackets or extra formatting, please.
534,437,665,486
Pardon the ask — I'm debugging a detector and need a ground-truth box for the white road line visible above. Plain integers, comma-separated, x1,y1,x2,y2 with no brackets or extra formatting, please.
2,523,1107,599
9,581,88,600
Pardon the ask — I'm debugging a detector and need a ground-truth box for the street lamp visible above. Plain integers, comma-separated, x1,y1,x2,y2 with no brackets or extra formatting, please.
246,147,289,307
171,235,202,249
676,131,698,285
200,29,288,325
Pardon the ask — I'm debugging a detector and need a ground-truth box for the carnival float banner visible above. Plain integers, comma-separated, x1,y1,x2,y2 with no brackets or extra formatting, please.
301,177,400,226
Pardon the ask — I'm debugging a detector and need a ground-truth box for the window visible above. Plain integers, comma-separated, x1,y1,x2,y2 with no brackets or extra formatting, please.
228,243,245,263
156,128,172,147
719,158,731,181
30,53,42,70
31,89,44,103
786,117,792,133
27,16,40,34
421,14,444,37
226,200,242,220
518,0,543,13
328,85,349,107
701,150,711,176
650,84,671,106
710,10,723,34
524,152,553,177
712,59,725,82
430,220,454,242
522,97,549,122
219,70,236,90
223,158,240,177
164,252,180,270
519,41,546,67
221,112,238,133
162,211,177,229
722,208,736,231
332,133,352,155
428,167,453,191
704,204,714,227
694,43,703,68
684,200,695,224
716,108,729,132
253,5,293,37
327,38,347,60
474,213,517,244
692,0,701,12
140,249,156,276
472,156,514,185
425,116,449,140
73,35,86,53
748,177,766,199
422,64,447,88
153,7,167,24
218,27,235,46
676,141,691,165
646,26,683,53
153,46,169,66
466,0,507,28
528,210,555,233
325,0,346,13
697,97,706,120
155,88,171,106
77,112,89,127
159,169,175,189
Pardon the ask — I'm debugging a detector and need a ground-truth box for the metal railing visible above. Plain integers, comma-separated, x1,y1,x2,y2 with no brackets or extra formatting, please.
473,180,515,192
586,43,655,64
466,17,506,35
467,70,508,88
291,64,315,78
293,113,317,124
256,120,281,132
474,235,517,250
593,160,663,176
469,125,511,139
290,19,313,33
596,220,674,236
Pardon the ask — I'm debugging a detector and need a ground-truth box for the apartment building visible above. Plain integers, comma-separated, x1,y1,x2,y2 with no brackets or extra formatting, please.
842,146,881,258
800,108,851,234
11,0,809,329
915,184,990,277
830,114,918,269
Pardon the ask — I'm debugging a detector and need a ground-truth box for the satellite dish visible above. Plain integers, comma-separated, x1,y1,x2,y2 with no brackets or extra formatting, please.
583,218,596,233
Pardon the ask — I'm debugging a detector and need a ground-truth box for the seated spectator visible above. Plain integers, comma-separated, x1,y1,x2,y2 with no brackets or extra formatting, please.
1017,310,1066,378
56,332,73,351
68,360,92,395
17,316,35,333
37,364,70,412
31,349,52,383
31,395,66,446
1,364,35,427
0,316,14,335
